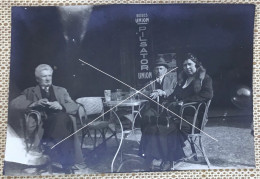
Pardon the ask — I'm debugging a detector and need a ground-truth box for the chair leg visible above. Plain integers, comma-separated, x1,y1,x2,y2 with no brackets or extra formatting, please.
101,129,107,148
120,138,125,163
45,158,52,174
199,136,211,168
81,131,86,149
93,129,97,150
47,163,52,174
171,161,175,170
189,136,198,161
81,129,92,149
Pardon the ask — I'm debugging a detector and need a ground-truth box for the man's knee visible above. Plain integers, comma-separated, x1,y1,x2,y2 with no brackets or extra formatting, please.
47,112,74,131
49,112,72,122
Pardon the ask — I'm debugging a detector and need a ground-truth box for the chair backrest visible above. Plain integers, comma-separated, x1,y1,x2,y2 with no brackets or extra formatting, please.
76,97,104,116
23,110,42,152
180,100,211,134
200,100,211,131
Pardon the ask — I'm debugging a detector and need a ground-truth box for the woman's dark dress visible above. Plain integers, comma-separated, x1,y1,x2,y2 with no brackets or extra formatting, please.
139,70,213,162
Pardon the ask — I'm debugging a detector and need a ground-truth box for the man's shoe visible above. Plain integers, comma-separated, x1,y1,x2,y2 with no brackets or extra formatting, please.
62,166,74,174
143,157,154,171
160,161,172,171
72,163,88,170
26,150,49,166
63,167,74,174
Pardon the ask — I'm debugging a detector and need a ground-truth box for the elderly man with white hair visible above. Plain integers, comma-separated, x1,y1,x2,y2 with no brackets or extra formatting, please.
9,64,84,174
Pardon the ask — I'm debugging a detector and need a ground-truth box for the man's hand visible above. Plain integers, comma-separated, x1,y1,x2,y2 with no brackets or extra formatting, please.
150,89,167,100
150,91,159,100
29,98,49,108
155,89,166,97
177,101,184,106
48,101,63,110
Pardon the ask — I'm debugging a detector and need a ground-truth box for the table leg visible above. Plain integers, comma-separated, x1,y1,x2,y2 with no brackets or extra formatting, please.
110,110,124,173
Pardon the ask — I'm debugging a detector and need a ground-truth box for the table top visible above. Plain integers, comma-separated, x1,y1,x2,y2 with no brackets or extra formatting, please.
103,99,148,107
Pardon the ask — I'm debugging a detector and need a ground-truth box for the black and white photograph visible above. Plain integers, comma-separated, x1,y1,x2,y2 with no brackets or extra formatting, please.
4,4,255,175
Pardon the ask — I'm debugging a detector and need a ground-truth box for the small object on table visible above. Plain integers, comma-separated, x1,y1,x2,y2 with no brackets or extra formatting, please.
116,89,123,101
104,90,111,102
129,88,137,101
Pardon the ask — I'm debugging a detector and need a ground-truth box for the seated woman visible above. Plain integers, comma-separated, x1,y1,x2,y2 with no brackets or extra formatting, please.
139,53,213,171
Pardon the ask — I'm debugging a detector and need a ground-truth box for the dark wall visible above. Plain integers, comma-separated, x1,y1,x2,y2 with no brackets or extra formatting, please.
9,5,255,108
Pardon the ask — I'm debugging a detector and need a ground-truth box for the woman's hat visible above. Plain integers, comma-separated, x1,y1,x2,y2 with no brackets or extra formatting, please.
153,57,169,68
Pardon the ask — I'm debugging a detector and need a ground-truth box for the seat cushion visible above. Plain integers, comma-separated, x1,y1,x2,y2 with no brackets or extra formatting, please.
89,121,110,129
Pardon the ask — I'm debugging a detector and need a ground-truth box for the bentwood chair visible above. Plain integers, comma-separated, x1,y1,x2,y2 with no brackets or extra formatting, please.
76,97,118,152
23,107,85,174
21,110,52,174
23,110,43,153
179,100,211,168
167,100,212,169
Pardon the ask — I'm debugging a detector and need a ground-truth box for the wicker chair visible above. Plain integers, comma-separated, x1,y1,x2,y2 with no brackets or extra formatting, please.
76,97,118,151
176,100,212,169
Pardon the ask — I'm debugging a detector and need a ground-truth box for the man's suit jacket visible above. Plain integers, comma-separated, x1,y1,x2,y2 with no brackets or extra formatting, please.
10,85,78,115
9,85,83,164
142,75,177,98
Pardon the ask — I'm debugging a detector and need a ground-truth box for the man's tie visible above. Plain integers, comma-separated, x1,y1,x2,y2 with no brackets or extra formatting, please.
44,87,50,98
44,87,49,93
157,78,162,85
156,78,160,84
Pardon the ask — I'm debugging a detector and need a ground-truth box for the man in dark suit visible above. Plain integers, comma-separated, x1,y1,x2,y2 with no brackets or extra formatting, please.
142,57,177,111
139,57,177,166
123,57,177,128
9,64,83,173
